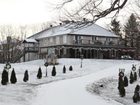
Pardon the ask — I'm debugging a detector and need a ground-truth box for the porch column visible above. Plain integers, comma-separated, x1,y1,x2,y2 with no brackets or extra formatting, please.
74,48,76,58
85,49,88,58
90,49,92,58
97,49,99,59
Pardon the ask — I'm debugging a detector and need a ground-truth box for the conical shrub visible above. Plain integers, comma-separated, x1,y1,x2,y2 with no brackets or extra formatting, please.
139,68,140,77
63,66,66,73
119,87,125,97
130,71,134,84
134,72,137,81
37,67,42,79
69,66,73,71
133,85,140,103
23,70,29,82
118,77,125,97
124,76,128,87
52,66,56,76
10,68,17,84
1,69,8,85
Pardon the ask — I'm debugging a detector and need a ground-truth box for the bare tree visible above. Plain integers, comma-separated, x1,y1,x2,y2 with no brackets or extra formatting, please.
19,25,28,40
57,0,128,23
0,25,7,41
135,0,140,20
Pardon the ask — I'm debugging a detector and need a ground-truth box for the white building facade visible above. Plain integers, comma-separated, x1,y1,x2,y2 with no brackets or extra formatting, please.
22,23,135,61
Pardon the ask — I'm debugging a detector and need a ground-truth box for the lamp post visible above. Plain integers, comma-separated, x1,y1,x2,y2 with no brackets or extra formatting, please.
80,54,84,68
44,61,48,77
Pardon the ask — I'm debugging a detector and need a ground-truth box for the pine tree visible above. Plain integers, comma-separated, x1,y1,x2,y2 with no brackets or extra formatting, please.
124,13,139,47
10,68,17,84
37,67,42,79
133,94,138,103
134,72,137,81
118,77,125,97
63,66,66,73
52,66,56,76
118,77,123,90
133,85,140,103
139,68,140,77
135,85,140,93
1,69,8,85
69,66,73,71
110,19,122,37
130,71,134,84
124,76,128,87
119,87,126,97
23,70,29,82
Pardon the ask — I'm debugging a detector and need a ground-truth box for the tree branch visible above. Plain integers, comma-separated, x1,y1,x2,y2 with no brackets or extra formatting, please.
57,0,128,23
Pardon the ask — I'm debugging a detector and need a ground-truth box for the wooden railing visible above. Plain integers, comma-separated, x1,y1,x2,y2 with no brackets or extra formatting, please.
24,47,39,52
73,40,118,46
12,47,39,63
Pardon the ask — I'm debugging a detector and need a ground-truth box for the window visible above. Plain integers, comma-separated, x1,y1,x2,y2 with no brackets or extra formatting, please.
75,35,81,44
106,38,110,42
92,36,97,41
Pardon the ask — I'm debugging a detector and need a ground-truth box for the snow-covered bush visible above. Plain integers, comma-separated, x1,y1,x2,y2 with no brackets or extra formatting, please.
37,67,42,79
23,70,29,82
10,68,17,84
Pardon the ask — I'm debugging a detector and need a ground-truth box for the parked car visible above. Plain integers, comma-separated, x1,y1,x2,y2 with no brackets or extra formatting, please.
121,55,133,60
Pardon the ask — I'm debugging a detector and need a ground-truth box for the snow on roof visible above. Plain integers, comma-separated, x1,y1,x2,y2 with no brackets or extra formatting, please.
23,39,38,43
29,23,119,39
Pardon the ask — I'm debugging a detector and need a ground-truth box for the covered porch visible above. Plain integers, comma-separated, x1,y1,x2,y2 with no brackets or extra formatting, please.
40,45,135,59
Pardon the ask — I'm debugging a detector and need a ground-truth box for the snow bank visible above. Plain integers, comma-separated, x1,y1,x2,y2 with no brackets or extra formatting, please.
0,59,138,105
31,59,139,105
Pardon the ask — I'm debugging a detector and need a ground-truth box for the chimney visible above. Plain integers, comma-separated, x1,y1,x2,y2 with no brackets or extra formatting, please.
83,18,86,22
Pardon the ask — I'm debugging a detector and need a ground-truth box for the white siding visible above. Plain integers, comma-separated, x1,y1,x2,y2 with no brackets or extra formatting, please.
63,35,67,44
56,37,60,44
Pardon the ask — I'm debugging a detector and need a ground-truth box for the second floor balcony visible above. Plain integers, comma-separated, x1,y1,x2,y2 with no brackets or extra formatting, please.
72,39,118,46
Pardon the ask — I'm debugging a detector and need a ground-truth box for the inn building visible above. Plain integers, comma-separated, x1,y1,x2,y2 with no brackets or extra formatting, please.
20,23,135,62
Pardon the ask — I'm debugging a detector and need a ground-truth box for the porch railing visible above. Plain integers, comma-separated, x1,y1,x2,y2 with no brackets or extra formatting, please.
24,47,39,52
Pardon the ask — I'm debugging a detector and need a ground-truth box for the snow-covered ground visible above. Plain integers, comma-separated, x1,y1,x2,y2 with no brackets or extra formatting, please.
0,59,139,105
